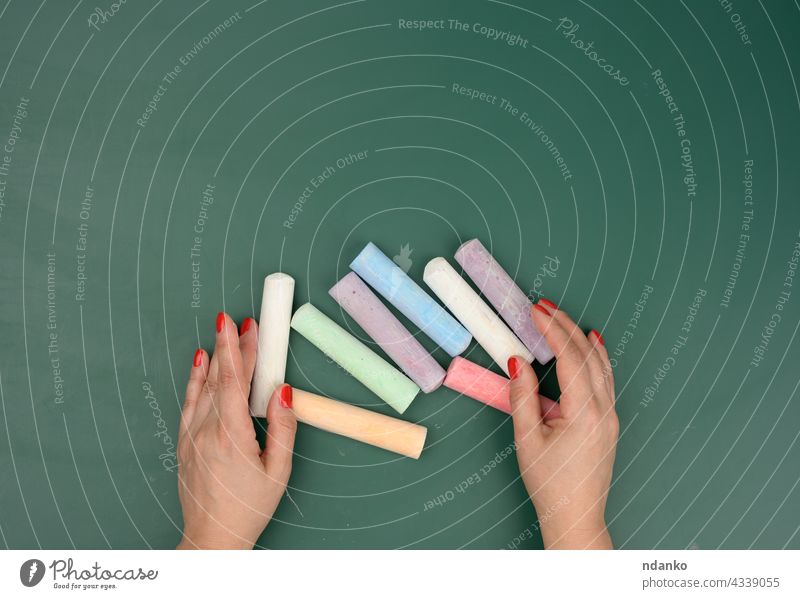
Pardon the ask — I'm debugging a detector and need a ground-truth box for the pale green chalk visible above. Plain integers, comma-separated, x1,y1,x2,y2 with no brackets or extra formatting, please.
290,303,419,414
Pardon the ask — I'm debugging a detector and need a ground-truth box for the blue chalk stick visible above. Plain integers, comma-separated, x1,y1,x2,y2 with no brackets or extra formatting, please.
350,242,472,357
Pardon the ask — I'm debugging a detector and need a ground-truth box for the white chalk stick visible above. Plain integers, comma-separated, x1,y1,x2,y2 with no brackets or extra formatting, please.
249,273,295,417
423,258,533,375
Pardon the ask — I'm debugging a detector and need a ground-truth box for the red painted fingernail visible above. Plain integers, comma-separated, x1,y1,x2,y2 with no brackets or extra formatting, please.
279,384,293,409
240,317,254,335
193,349,203,367
533,303,551,316
216,312,225,333
539,298,558,311
508,357,520,380
592,329,605,346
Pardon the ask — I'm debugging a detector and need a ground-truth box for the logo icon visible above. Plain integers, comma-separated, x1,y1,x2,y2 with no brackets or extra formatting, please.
20,559,45,587
392,244,413,273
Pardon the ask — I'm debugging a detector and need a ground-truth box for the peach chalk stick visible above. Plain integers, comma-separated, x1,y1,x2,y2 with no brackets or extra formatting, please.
250,273,294,417
423,258,534,375
455,239,554,363
292,388,427,459
444,357,512,413
444,357,562,419
329,273,446,393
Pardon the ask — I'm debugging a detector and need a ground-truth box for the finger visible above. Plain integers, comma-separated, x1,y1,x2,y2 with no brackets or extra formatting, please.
531,302,595,419
538,393,561,421
588,329,615,404
239,317,258,388
213,311,249,423
541,299,595,358
181,349,208,437
508,356,544,437
262,384,297,487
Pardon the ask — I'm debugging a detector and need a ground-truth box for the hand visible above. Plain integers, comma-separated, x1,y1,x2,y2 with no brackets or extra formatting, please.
509,299,618,549
176,312,297,549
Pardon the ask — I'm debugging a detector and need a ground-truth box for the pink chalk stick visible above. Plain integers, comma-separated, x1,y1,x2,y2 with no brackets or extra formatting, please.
329,272,446,393
444,357,561,419
444,357,512,413
454,239,554,364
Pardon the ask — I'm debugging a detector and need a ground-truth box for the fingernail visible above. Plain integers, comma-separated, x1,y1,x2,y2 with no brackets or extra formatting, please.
193,349,203,367
279,384,293,409
592,329,605,346
533,303,551,316
240,317,253,335
508,357,520,380
539,298,558,311
216,312,225,333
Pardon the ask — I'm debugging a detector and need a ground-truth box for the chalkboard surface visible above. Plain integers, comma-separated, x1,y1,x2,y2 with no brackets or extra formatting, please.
1,0,799,549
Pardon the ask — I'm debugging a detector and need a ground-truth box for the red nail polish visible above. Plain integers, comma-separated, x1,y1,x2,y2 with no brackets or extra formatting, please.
508,357,520,380
240,318,253,335
193,349,203,367
279,384,293,409
539,298,558,311
533,303,551,316
216,312,225,333
593,329,605,346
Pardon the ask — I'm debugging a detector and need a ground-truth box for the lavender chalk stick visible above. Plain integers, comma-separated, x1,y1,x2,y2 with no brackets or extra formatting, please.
350,242,471,357
330,273,446,393
455,239,554,363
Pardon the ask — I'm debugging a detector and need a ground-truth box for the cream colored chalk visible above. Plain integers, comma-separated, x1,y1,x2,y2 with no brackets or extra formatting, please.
292,388,427,459
423,258,533,375
249,273,295,417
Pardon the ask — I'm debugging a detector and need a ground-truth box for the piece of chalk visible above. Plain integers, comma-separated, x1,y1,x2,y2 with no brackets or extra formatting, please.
250,273,295,417
329,273,446,393
443,356,512,413
455,239,554,363
423,257,534,375
290,303,419,413
443,357,561,419
350,242,471,357
292,388,427,459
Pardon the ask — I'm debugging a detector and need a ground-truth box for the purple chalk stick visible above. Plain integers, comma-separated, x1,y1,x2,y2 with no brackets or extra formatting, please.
454,239,554,363
329,272,446,393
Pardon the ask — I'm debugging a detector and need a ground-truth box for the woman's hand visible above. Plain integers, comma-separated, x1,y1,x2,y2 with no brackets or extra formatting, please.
509,299,618,549
177,312,297,549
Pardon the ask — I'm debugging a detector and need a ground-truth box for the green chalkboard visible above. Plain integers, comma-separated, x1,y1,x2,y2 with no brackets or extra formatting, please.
1,0,799,550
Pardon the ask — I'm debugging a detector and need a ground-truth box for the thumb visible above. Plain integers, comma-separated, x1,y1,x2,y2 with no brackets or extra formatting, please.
262,384,297,486
508,356,544,435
